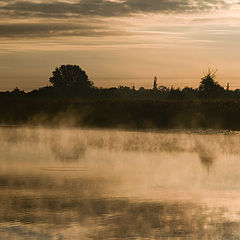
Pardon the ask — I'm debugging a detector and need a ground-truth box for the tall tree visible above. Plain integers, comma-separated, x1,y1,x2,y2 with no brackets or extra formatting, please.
199,69,222,92
49,65,93,89
199,69,224,97
153,76,158,90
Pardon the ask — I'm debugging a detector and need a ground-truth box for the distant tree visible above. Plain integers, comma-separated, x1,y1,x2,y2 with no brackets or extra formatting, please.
199,69,223,92
49,65,93,89
118,85,130,90
226,83,230,91
182,87,197,99
12,87,20,94
168,87,182,99
138,87,145,92
158,85,168,92
153,76,158,90
11,87,25,95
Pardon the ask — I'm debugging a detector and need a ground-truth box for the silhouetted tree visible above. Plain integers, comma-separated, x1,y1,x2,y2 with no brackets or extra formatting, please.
158,85,168,92
12,87,21,94
49,65,93,89
199,69,223,93
11,87,25,95
226,83,230,91
139,87,145,92
168,87,182,99
182,87,197,99
153,76,158,90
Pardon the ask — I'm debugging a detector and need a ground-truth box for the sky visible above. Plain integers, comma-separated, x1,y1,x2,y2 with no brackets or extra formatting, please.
0,0,240,91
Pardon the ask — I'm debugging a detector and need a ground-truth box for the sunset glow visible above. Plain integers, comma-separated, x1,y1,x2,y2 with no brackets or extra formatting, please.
1,0,240,90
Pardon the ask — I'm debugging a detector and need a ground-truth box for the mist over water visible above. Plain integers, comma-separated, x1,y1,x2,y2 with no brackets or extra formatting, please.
1,127,240,239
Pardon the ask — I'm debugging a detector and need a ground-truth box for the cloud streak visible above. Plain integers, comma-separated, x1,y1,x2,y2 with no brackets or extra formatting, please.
0,22,127,38
0,0,231,18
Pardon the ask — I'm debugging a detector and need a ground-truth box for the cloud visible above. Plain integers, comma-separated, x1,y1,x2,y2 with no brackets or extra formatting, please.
0,0,235,39
0,0,231,18
0,22,127,38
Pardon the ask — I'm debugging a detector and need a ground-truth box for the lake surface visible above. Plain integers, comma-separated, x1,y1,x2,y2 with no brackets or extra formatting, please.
1,127,240,239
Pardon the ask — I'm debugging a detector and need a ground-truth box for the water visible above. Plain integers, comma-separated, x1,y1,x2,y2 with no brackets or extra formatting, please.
1,127,240,239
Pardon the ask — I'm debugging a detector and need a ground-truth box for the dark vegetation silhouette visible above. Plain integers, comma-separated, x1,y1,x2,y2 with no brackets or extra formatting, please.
50,65,93,90
198,69,224,98
1,65,240,129
153,76,158,91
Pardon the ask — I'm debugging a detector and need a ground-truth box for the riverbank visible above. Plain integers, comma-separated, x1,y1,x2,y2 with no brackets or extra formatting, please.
1,98,240,130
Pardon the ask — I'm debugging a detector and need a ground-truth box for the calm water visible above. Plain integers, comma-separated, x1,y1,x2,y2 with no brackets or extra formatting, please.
1,127,240,239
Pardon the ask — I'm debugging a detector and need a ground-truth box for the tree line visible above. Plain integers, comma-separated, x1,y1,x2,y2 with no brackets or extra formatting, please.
1,65,240,100
2,65,240,130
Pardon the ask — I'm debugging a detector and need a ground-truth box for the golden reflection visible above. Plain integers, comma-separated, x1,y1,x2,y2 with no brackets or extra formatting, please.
1,127,240,239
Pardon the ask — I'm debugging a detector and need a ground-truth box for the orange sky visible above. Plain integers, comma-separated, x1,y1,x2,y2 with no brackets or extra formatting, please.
0,0,240,91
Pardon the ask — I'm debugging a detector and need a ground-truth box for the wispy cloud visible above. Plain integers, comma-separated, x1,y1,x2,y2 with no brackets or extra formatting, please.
0,0,236,39
0,22,128,38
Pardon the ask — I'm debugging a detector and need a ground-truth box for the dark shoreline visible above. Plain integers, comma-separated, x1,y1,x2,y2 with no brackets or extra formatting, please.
1,97,240,131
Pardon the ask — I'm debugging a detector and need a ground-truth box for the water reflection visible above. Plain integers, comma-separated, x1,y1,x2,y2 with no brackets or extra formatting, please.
1,127,240,239
195,142,217,172
1,188,240,239
51,142,85,161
